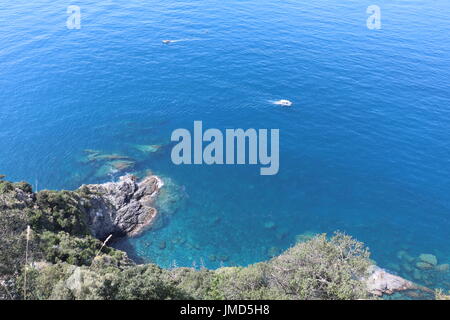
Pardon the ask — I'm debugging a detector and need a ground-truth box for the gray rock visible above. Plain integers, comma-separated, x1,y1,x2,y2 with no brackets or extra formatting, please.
80,174,163,240
364,266,433,297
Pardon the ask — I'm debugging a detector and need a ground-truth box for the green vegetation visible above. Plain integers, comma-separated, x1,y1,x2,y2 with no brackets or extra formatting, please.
37,231,129,267
0,208,28,276
0,176,374,300
0,180,14,194
28,190,90,236
12,232,372,300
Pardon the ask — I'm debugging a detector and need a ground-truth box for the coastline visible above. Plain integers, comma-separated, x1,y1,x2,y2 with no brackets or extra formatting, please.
0,174,439,299
68,176,440,298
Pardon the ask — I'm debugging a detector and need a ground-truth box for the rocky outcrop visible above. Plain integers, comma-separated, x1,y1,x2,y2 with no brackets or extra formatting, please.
364,266,433,297
80,174,163,240
0,181,34,210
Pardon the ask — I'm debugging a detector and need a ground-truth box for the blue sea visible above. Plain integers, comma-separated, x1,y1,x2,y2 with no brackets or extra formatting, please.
1,1,449,290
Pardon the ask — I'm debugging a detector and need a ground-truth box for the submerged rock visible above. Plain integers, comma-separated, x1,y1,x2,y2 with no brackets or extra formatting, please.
397,251,415,263
152,176,187,224
387,263,400,272
83,149,102,155
217,255,230,262
276,230,289,240
159,241,167,250
295,231,317,243
143,241,152,248
111,160,135,171
436,264,450,272
80,174,164,239
413,269,422,281
402,263,413,273
83,150,132,163
419,254,438,266
134,144,162,153
263,221,276,229
94,160,136,178
82,150,136,178
416,261,434,270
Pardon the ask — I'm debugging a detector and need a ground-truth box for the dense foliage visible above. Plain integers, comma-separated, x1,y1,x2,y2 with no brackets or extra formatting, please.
13,233,372,300
28,190,91,236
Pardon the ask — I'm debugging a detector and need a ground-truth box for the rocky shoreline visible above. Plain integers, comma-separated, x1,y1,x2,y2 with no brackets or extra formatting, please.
364,266,433,297
0,174,442,299
81,176,429,298
80,175,431,298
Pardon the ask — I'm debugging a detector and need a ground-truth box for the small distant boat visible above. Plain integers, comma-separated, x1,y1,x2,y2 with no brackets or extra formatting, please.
162,38,203,45
273,99,293,107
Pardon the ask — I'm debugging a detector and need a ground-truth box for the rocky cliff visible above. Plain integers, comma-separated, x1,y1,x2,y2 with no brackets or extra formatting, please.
81,174,164,240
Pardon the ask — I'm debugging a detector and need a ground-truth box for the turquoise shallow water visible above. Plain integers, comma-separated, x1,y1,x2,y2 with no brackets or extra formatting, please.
1,1,450,290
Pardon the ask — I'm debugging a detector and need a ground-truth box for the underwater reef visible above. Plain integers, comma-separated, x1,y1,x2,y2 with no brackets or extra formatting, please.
0,174,444,300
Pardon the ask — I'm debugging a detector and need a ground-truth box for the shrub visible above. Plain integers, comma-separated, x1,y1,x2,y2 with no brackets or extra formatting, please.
37,231,128,267
266,232,371,300
170,267,215,299
13,182,33,193
0,209,29,276
0,181,14,194
170,233,372,300
28,190,90,236
116,265,189,300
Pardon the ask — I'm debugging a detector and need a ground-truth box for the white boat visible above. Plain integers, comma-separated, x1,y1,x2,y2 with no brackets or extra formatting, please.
273,99,293,107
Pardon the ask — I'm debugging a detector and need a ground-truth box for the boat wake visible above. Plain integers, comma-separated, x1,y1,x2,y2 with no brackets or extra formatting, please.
162,38,203,44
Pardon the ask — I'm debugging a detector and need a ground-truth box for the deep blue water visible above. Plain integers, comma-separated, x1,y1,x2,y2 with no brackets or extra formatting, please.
1,1,450,289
